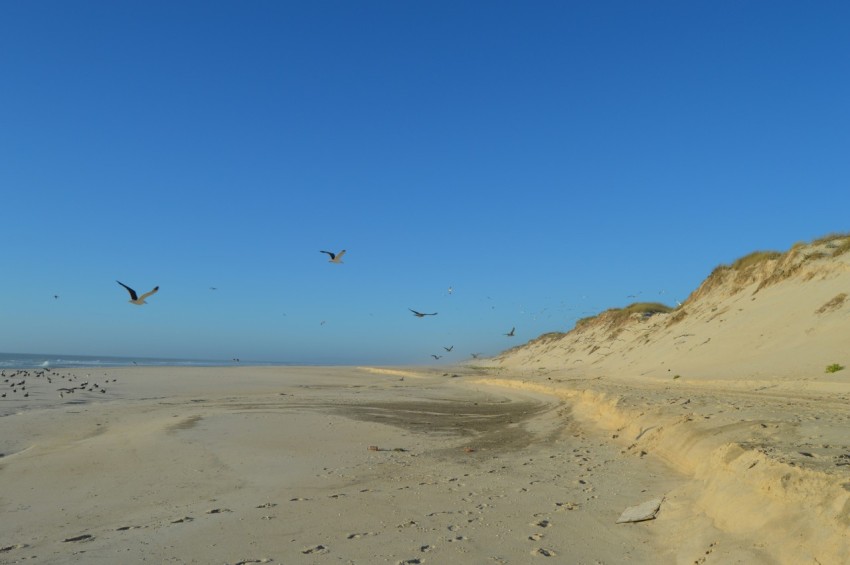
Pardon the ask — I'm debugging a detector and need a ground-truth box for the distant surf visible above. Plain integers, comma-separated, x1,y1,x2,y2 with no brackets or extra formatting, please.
0,352,274,369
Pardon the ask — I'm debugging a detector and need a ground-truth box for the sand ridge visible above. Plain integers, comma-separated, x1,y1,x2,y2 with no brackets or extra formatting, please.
471,373,850,564
474,237,850,563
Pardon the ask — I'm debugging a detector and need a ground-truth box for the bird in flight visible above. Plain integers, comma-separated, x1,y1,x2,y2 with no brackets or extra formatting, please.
116,281,159,305
504,327,515,337
431,354,442,360
443,345,454,352
320,249,346,263
471,353,482,359
409,309,437,317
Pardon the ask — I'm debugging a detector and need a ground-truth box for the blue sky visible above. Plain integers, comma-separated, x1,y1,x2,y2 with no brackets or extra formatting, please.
2,1,848,364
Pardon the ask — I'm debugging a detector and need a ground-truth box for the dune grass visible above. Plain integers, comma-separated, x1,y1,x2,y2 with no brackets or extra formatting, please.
816,293,847,314
575,302,674,330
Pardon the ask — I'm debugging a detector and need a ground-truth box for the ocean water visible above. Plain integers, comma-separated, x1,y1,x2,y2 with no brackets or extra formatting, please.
0,352,252,369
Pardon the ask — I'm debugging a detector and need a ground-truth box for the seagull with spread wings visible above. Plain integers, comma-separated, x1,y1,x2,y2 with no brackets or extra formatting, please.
409,308,437,317
504,327,515,337
320,249,346,263
116,281,159,305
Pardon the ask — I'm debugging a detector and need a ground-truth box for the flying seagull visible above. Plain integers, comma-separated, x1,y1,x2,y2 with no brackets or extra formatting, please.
431,354,442,360
504,327,515,337
320,249,346,263
409,308,437,317
116,281,159,305
443,345,454,352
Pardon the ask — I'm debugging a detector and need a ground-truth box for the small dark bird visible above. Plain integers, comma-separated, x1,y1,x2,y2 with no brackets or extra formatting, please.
409,309,437,317
320,250,346,263
117,281,159,305
505,327,515,337
471,353,482,359
431,354,442,360
443,345,454,352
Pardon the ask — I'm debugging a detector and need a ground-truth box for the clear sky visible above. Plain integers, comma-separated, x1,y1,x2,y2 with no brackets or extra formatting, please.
2,1,848,364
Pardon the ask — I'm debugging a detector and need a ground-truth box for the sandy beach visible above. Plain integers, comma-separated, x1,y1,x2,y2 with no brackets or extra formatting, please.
2,358,849,564
4,241,850,564
0,365,688,564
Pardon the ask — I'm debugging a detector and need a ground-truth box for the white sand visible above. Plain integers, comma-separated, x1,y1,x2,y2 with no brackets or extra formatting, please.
2,366,687,564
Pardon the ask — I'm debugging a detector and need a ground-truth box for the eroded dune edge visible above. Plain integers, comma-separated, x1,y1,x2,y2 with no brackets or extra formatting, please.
474,235,850,564
472,376,850,564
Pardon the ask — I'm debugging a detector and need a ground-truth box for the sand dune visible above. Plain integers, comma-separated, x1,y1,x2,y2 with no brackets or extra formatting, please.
482,235,850,563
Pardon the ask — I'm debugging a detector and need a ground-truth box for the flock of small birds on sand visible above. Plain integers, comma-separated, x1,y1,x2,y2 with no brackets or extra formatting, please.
1,367,119,403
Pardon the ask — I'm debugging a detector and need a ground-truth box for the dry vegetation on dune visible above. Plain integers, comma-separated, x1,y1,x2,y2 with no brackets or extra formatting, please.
482,233,850,564
496,231,850,362
677,233,850,310
574,302,674,330
498,331,569,357
812,231,850,256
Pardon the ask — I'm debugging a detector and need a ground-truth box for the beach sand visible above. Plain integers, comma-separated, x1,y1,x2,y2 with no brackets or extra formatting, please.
2,363,848,564
0,366,685,564
479,238,850,564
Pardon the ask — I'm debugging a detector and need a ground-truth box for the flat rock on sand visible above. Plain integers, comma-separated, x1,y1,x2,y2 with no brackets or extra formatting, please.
616,497,664,523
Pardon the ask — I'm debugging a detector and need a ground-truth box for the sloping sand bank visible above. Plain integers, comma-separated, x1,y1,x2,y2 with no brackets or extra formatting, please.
473,371,850,564
480,235,850,564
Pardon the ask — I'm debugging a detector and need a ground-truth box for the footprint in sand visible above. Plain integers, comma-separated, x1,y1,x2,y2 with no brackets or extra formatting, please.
255,502,278,508
170,517,194,524
528,533,544,541
346,532,377,540
63,534,94,543
397,559,422,565
531,547,557,557
290,497,312,502
206,508,232,514
302,544,329,555
116,525,143,531
554,501,580,511
0,544,29,553
531,519,551,528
